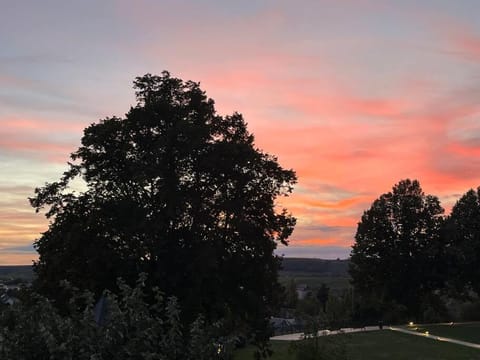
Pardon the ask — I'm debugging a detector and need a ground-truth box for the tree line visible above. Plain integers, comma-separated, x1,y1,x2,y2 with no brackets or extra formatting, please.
350,179,480,323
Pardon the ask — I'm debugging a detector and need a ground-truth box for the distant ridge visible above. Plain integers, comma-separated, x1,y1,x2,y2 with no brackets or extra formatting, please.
0,259,350,282
0,265,34,280
280,257,349,277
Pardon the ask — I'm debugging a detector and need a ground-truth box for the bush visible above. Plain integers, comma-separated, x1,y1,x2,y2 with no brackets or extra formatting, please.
459,301,480,321
0,274,233,360
382,302,408,325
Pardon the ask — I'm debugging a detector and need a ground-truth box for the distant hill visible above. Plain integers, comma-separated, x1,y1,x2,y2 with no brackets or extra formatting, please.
280,258,349,277
0,259,350,285
278,258,351,292
0,265,34,281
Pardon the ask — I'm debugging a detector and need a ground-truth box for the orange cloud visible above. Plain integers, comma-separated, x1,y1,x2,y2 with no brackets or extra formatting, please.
290,237,343,246
0,253,37,266
0,186,48,259
283,193,368,210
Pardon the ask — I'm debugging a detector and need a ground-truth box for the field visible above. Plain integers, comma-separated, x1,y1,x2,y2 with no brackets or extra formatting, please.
280,258,349,276
234,330,480,360
278,273,350,293
279,258,351,293
406,322,480,344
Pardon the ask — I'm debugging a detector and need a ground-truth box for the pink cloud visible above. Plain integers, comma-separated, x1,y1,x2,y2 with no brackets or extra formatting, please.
0,138,75,161
4,6,480,260
2,118,84,133
0,116,82,162
445,24,480,62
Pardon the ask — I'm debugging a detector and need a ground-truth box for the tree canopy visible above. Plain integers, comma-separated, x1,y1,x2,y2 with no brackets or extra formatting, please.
349,179,444,318
443,187,480,296
30,71,296,340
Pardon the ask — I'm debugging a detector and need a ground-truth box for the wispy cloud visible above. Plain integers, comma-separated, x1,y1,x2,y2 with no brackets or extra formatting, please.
2,1,480,262
443,23,480,62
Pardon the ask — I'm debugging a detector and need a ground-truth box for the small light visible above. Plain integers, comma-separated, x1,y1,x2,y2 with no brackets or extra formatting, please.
408,321,414,326
425,331,429,336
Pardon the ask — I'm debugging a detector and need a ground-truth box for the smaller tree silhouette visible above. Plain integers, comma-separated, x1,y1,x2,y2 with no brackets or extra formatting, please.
316,283,329,313
443,187,480,297
350,179,444,319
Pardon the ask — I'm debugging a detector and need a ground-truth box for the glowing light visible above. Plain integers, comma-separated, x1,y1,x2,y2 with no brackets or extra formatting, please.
408,321,414,326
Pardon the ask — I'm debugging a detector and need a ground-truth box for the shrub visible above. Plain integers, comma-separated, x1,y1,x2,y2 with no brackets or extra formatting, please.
0,274,233,360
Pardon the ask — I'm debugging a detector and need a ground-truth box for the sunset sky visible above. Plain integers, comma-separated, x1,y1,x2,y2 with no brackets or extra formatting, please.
1,1,480,264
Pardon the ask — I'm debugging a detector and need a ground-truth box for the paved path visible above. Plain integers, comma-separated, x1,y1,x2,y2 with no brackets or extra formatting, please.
272,325,480,351
389,326,480,350
271,326,380,341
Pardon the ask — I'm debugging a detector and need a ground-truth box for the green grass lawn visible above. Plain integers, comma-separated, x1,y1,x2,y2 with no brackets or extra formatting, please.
234,341,292,360
407,322,480,344
234,330,480,360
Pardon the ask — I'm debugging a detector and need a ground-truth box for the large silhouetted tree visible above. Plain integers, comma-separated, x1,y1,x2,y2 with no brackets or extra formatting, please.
350,179,444,318
30,71,296,342
443,188,480,297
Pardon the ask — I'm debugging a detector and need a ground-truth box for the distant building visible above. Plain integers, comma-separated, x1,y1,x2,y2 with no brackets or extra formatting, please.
270,317,298,335
296,284,310,300
0,292,18,306
0,281,23,305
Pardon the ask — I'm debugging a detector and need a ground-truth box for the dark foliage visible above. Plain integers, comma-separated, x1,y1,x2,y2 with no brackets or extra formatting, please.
350,179,444,319
30,71,296,342
0,275,234,360
316,284,329,313
443,187,480,297
280,258,349,277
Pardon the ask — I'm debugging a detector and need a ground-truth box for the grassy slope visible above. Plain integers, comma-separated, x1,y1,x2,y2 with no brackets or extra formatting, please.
234,331,480,360
409,323,480,344
234,341,292,360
